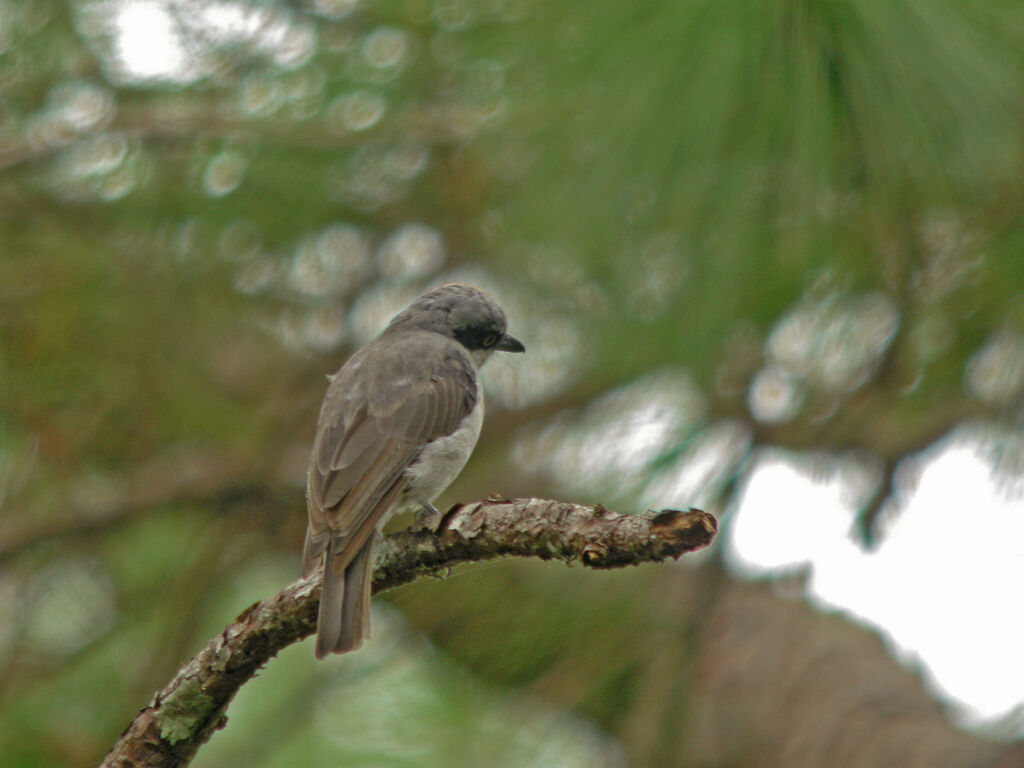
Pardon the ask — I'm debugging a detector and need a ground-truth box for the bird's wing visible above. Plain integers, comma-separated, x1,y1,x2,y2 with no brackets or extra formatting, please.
304,333,478,576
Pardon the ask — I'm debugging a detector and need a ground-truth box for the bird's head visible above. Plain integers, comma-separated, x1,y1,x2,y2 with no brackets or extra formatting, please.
389,283,525,365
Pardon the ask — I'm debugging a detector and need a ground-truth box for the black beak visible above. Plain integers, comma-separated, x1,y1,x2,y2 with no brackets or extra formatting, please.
495,333,525,353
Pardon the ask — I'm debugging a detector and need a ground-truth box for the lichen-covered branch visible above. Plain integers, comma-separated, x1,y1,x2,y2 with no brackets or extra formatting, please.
100,498,716,768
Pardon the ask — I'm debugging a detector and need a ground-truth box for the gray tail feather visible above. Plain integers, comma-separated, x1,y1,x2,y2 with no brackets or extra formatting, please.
315,540,374,658
302,528,328,578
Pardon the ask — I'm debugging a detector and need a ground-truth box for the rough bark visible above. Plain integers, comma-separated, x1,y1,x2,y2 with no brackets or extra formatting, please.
99,498,716,768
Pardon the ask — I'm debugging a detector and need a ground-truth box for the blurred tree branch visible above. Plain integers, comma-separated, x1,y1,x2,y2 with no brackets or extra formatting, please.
0,483,283,567
0,101,476,173
99,498,716,768
0,448,289,567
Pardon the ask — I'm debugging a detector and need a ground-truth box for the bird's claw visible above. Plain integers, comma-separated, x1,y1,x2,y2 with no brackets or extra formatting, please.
414,502,443,533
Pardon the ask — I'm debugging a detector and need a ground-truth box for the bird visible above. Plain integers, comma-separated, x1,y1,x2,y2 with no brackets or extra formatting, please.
303,282,525,658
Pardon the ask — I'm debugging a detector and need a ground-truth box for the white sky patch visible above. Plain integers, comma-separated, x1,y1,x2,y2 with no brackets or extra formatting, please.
106,0,314,84
729,443,1024,726
111,1,196,82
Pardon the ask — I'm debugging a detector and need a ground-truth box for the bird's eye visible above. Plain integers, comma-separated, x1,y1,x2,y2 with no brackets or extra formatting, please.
482,332,499,347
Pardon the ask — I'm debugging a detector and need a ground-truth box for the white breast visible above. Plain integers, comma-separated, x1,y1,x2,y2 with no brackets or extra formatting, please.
403,391,484,508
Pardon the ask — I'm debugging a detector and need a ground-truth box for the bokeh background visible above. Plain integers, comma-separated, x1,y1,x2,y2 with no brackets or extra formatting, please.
3,1,1024,766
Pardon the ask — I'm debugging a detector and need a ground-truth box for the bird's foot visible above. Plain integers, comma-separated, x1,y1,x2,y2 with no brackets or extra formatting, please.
414,502,443,533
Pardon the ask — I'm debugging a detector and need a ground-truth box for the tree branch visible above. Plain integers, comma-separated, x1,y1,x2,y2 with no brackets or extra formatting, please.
100,497,717,768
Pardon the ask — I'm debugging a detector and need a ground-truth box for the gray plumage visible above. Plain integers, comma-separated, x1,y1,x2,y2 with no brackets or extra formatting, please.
304,283,524,658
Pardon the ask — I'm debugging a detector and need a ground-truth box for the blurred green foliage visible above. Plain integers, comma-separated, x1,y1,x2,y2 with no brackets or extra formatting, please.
3,0,1024,765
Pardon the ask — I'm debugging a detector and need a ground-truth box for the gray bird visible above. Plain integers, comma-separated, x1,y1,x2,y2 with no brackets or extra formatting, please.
304,283,525,658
